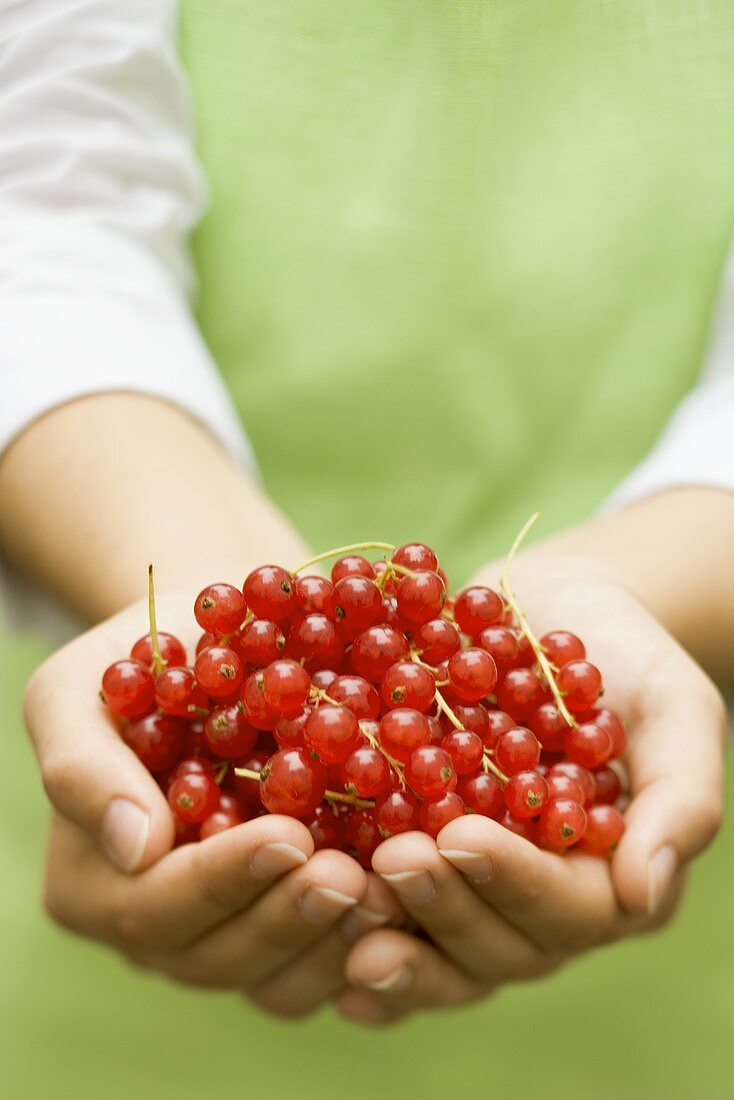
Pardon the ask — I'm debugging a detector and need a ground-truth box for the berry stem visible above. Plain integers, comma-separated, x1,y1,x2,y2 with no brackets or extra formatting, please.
482,750,508,785
147,564,165,677
293,542,396,575
232,766,374,809
360,723,406,789
499,514,578,729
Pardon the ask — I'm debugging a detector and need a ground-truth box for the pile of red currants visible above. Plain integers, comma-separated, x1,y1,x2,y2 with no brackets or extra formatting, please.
100,539,627,866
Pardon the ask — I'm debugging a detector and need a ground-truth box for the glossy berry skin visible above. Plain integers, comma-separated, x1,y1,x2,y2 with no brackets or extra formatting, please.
539,798,587,849
342,745,391,798
288,613,343,669
240,670,277,730
405,745,456,798
580,805,625,855
458,773,504,819
375,790,420,838
548,761,596,803
230,748,270,806
172,756,217,782
476,626,521,672
396,571,446,625
154,666,208,718
238,618,286,666
305,803,343,850
331,576,383,639
243,565,296,622
529,703,570,753
504,770,548,820
344,809,381,867
331,555,375,582
381,662,436,712
131,632,187,669
581,707,628,758
294,574,334,614
441,729,484,776
200,805,246,840
194,583,247,635
122,712,185,773
541,630,586,667
351,625,409,681
496,667,545,722
557,660,603,712
328,674,380,719
419,792,465,837
392,543,438,573
204,704,258,759
501,811,539,843
494,727,541,776
168,772,220,824
546,773,586,804
305,705,360,764
102,659,155,718
564,721,613,770
482,709,516,748
449,703,489,743
379,708,431,762
274,707,311,750
592,765,622,805
454,586,504,635
261,659,311,716
260,749,327,816
413,618,460,664
447,648,498,702
194,645,243,698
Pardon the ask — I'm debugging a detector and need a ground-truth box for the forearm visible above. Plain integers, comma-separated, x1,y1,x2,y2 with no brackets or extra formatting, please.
0,394,309,623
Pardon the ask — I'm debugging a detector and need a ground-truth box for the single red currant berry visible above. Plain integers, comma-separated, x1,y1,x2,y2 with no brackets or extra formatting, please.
328,675,381,719
172,756,217,782
344,808,381,867
494,727,541,776
591,765,622,805
454,586,504,635
496,667,546,721
396,572,446,625
548,761,596,803
405,745,456,798
540,630,586,667
375,789,420,837
194,645,243,698
546,773,586,803
529,703,571,752
200,804,247,840
392,543,439,573
557,660,603,712
194,582,247,635
381,661,436,712
378,708,431,762
579,804,625,855
274,707,311,750
168,772,220,824
538,798,587,849
581,707,628,758
413,618,461,664
238,618,287,666
261,658,311,716
122,712,186,773
260,748,327,816
458,773,504,819
331,576,383,638
565,721,612,769
342,744,391,798
476,626,521,671
331,555,376,582
351,625,409,681
482,709,516,748
101,659,155,718
288,613,343,670
447,648,498,702
243,565,296,622
131,632,186,669
294,574,335,615
305,705,361,764
203,704,258,759
441,729,484,775
419,792,465,837
504,770,548,820
154,666,208,718
305,803,344,850
240,670,277,730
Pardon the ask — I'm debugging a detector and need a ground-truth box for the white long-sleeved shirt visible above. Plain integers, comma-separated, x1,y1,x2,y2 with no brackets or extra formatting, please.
1,0,734,630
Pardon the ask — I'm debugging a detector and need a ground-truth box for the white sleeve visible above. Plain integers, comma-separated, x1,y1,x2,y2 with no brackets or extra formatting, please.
0,0,254,468
604,238,734,510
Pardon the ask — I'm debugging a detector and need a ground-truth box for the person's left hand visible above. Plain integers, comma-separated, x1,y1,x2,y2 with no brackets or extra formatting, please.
336,555,725,1026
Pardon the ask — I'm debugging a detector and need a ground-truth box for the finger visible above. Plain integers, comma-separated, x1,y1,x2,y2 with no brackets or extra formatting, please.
345,928,484,1010
25,638,174,872
249,875,404,1019
167,850,367,990
336,988,409,1027
436,813,635,952
613,676,726,916
373,832,551,981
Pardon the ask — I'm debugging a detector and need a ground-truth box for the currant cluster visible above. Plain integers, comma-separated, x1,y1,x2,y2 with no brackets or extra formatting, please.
100,537,627,865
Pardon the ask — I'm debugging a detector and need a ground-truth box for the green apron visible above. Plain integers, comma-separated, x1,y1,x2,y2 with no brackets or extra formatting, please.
4,4,734,1099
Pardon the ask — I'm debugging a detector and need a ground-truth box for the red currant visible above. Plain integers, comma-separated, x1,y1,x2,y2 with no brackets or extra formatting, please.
405,745,456,798
261,658,311,716
243,565,296,622
458,773,504,819
294,574,334,615
101,659,155,718
194,582,247,635
548,761,596,803
331,555,375,582
130,632,186,669
351,624,409,681
260,749,327,816
204,704,258,759
305,705,361,764
454,586,504,635
494,727,541,776
579,804,625,855
540,630,586,667
591,765,622,804
328,675,380,719
441,729,484,775
154,666,208,718
342,745,391,798
538,798,587,849
194,645,243,698
496,667,545,721
413,618,460,664
396,572,446,625
240,670,277,730
381,661,436,712
375,789,420,837
392,543,438,573
379,708,431,762
122,712,184,772
238,618,286,666
168,772,220,824
504,770,548,819
557,660,602,712
447,648,498,702
419,792,465,837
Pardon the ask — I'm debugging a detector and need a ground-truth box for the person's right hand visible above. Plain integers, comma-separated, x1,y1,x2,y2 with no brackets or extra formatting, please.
25,590,401,1018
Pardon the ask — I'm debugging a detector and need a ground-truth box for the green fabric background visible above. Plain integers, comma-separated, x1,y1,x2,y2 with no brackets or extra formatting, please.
3,2,734,1097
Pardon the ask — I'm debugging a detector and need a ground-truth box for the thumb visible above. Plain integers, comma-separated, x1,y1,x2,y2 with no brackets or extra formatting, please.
25,669,175,873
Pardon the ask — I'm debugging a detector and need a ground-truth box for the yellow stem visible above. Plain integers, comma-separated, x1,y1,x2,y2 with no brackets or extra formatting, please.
482,750,509,785
293,542,396,576
147,564,165,677
232,766,373,809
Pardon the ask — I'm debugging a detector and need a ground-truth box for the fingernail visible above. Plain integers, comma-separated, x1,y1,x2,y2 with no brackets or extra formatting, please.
648,845,677,915
299,886,360,925
250,842,308,879
380,869,436,904
340,905,391,944
365,966,412,994
438,848,495,883
101,798,149,872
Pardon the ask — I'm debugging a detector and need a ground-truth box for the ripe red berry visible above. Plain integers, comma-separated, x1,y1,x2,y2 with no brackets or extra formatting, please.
200,805,246,840
344,808,381,867
579,804,625,855
405,745,456,798
458,773,504,819
504,770,548,819
204,704,258,759
581,707,628,758
482,709,516,748
260,749,327,816
238,618,286,666
419,792,465,837
273,707,310,750
342,745,391,798
379,708,431,762
305,803,344,850
122,712,185,773
546,773,586,803
501,811,539,843
194,645,243,698
413,618,460,664
539,798,587,849
331,555,375,582
328,675,380,719
454,586,504,635
447,648,498,702
101,659,155,718
540,630,586,667
240,670,277,730
331,576,383,639
392,543,438,572
548,761,596,803
243,565,296,622
305,705,361,764
529,703,570,752
396,571,446,625
194,583,247,635
564,721,613,769
261,658,311,716
496,667,545,721
294,574,334,615
591,765,622,805
381,661,436,712
450,703,490,742
131,632,186,669
168,772,221,824
288,613,343,670
375,789,420,837
494,727,541,776
154,666,208,717
351,624,409,681
441,729,484,775
557,660,602,712
476,626,522,671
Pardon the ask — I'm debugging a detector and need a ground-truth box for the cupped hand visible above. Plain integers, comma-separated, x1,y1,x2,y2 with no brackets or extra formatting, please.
25,591,402,1017
338,556,726,1025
